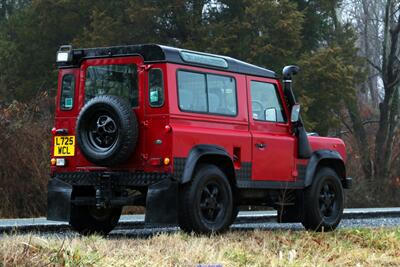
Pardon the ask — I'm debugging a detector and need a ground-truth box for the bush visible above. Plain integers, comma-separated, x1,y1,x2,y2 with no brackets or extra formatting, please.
0,92,53,218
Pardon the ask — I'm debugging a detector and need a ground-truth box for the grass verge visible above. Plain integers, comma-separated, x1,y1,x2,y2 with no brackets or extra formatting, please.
0,228,399,266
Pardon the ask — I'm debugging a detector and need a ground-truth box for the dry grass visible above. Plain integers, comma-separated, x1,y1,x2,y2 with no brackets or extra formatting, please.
0,228,399,266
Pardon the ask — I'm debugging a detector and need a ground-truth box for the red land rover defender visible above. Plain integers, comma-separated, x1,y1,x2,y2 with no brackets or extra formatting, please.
48,44,352,235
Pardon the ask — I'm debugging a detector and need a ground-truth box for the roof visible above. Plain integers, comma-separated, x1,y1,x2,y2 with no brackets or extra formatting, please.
64,44,277,79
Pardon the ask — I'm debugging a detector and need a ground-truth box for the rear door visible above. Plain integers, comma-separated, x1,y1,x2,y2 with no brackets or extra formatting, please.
75,56,146,168
247,77,296,182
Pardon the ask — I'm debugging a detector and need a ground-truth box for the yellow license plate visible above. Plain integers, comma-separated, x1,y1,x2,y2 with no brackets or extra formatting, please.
54,136,75,156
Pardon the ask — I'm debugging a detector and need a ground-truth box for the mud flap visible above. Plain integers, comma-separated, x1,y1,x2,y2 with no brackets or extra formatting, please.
145,179,179,227
277,191,304,223
47,178,72,222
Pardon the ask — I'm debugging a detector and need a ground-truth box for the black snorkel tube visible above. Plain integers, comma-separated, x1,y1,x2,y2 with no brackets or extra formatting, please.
282,65,312,159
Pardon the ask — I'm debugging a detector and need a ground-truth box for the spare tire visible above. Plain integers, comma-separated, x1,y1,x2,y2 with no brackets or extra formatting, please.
76,95,138,166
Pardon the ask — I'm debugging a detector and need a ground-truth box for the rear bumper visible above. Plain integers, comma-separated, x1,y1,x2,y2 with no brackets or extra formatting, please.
52,171,172,187
47,171,178,226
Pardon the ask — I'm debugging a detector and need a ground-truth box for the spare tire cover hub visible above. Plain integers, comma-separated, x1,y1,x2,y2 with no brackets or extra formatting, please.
88,113,119,151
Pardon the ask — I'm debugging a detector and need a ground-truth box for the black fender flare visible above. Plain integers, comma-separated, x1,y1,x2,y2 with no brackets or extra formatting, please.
304,150,346,187
180,144,234,184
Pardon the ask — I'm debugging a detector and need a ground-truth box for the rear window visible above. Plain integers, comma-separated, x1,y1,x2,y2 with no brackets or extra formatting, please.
60,74,75,110
85,64,138,107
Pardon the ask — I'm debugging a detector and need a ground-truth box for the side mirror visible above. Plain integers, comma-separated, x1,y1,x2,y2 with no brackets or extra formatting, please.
291,104,300,123
265,108,277,122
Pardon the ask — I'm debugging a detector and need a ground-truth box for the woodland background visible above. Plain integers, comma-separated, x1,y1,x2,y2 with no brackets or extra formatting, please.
0,0,399,217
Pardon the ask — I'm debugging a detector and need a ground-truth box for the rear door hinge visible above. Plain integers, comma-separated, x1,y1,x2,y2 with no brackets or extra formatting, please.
141,120,149,127
139,64,152,71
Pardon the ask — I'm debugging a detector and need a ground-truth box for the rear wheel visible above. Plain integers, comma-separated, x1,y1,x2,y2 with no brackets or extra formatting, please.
179,164,233,234
302,167,344,231
70,205,122,236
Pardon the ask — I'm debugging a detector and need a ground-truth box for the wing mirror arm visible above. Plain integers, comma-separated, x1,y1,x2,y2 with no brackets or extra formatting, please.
290,104,301,134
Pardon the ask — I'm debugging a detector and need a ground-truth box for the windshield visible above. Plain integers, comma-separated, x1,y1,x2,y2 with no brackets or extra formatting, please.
85,64,138,106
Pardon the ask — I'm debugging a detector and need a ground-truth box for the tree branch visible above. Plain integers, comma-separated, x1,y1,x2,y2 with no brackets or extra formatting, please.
366,58,382,73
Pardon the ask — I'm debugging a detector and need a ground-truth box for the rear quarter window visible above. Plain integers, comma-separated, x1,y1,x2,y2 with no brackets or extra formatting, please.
149,68,164,107
60,74,75,110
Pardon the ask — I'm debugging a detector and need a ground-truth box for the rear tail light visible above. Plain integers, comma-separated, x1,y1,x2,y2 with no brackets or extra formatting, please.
149,158,162,166
51,158,67,167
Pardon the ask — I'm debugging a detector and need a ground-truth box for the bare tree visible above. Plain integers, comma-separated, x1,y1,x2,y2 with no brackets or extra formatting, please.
342,0,383,106
375,0,400,183
341,0,400,184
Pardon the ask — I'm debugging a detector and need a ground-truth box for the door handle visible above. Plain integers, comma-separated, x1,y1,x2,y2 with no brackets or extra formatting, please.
256,143,266,149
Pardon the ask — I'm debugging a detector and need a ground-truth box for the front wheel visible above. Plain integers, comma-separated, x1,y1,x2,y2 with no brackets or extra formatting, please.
302,167,344,231
69,205,122,236
179,164,233,234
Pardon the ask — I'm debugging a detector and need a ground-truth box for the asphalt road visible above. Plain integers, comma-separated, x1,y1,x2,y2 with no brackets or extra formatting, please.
1,208,399,237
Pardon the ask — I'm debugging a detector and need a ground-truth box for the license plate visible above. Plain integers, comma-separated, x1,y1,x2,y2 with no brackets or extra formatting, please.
54,136,75,156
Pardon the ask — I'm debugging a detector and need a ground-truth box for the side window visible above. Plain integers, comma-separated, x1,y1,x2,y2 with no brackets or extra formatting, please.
177,71,207,112
149,69,164,107
250,81,286,123
60,74,75,110
207,74,237,116
177,70,237,116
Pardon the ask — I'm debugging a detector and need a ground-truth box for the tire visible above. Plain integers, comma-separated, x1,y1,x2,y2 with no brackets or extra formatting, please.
69,205,122,236
76,95,138,166
302,167,344,231
179,164,233,234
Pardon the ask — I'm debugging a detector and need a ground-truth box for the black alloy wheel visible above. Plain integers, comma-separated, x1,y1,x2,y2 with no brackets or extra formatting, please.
179,164,233,234
302,167,344,231
199,181,227,224
319,181,338,219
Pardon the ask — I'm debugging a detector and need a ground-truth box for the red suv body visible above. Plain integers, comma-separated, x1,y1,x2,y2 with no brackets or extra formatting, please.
48,44,352,234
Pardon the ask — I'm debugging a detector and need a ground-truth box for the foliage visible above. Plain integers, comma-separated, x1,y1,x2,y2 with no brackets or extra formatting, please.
296,24,364,135
0,92,52,217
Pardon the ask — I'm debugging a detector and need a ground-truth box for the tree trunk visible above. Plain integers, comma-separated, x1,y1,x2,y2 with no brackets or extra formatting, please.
345,99,373,180
361,0,380,108
374,0,400,182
